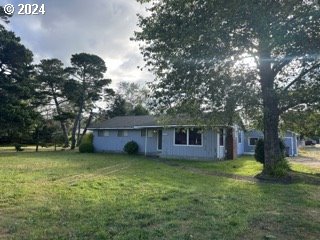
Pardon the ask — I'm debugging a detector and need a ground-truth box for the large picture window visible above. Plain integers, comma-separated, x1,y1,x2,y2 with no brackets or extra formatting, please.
189,128,202,146
174,128,203,146
175,128,187,145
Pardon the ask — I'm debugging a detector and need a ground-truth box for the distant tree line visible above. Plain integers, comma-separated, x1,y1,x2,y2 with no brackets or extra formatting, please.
0,7,150,149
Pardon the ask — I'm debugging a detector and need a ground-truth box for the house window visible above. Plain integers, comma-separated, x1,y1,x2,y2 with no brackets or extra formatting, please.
141,129,146,137
189,128,202,146
141,129,154,137
219,128,224,146
175,128,187,145
249,138,258,146
147,130,154,137
117,130,128,137
98,130,109,137
238,131,242,143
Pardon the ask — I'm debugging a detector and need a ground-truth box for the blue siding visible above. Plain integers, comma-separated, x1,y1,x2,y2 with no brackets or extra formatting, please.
92,127,298,159
160,128,218,160
244,130,264,154
237,130,245,155
244,130,299,157
93,129,158,155
284,131,299,157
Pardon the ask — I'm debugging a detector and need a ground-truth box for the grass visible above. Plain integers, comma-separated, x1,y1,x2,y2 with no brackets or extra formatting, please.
0,151,319,239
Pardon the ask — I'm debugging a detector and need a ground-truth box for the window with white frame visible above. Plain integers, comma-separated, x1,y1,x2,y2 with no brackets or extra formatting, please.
189,128,202,146
98,130,109,137
141,129,154,137
175,128,187,145
249,138,258,146
174,128,203,146
117,130,128,137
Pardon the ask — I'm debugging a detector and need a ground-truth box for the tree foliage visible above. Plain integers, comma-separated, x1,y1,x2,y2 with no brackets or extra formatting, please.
281,107,320,139
0,11,38,139
36,59,71,147
135,0,320,174
66,53,113,149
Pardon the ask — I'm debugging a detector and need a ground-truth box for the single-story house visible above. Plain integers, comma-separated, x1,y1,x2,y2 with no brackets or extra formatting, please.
88,115,298,160
244,130,299,157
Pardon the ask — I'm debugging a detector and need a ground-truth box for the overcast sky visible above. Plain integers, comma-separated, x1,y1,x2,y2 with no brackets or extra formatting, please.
5,0,153,87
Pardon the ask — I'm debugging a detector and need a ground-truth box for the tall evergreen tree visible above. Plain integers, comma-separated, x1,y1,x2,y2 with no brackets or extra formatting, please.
66,53,112,149
36,59,72,147
0,6,38,140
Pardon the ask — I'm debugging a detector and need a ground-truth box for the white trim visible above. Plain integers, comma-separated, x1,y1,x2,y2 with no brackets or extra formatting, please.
295,136,298,156
243,152,255,155
89,127,134,130
217,130,220,158
217,128,225,158
89,124,236,130
173,128,203,147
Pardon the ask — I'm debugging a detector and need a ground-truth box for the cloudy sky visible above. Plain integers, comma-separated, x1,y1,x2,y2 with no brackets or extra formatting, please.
5,0,153,87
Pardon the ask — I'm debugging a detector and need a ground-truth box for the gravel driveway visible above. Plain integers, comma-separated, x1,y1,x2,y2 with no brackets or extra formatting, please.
288,145,320,168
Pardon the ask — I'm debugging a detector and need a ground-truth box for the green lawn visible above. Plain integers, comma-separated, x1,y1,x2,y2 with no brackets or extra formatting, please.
0,152,319,240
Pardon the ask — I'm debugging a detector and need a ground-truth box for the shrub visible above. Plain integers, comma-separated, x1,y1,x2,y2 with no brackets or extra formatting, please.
82,133,93,144
79,143,94,153
14,144,24,152
254,139,264,164
124,141,139,155
272,159,290,177
254,138,286,164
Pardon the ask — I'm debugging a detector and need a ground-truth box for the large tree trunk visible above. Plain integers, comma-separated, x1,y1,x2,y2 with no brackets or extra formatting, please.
77,110,93,146
70,99,84,149
259,51,282,173
52,92,69,148
225,127,237,160
70,110,81,150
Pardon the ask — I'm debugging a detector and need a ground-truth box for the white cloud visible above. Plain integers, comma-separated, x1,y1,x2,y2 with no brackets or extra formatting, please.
6,0,153,87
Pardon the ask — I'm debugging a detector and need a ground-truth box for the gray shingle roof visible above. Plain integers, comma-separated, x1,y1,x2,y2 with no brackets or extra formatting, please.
88,114,230,129
88,115,158,129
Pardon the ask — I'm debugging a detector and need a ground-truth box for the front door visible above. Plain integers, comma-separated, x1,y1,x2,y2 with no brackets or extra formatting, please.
157,130,162,151
217,128,225,159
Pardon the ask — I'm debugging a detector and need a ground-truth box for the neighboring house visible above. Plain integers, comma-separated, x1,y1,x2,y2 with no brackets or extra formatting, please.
244,130,299,157
88,115,298,160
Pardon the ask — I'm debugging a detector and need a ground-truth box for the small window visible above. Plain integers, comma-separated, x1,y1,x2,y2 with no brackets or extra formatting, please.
219,128,224,146
249,138,258,146
175,128,187,145
141,129,146,137
147,130,154,138
98,130,109,137
238,131,242,143
189,128,202,146
117,130,128,137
